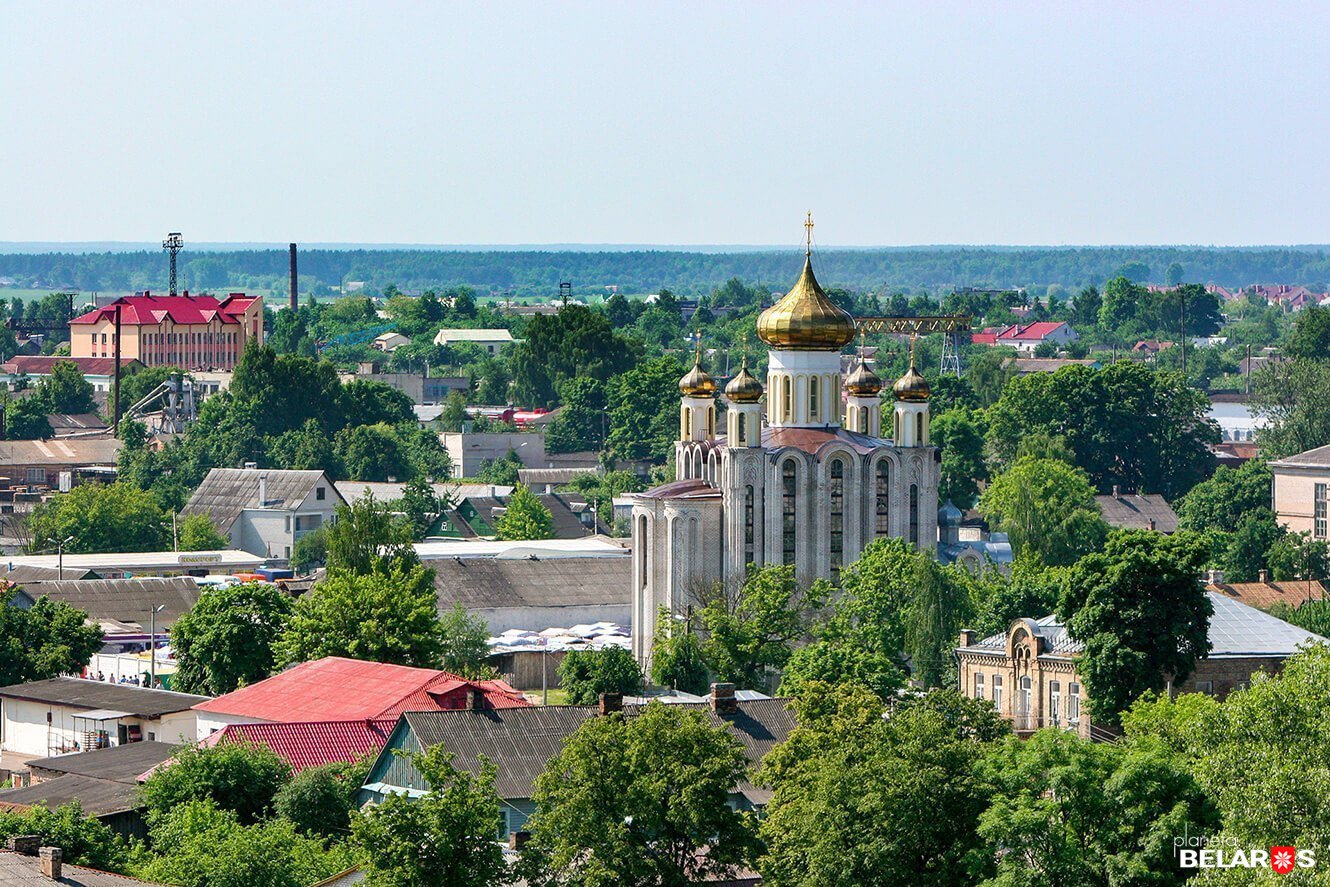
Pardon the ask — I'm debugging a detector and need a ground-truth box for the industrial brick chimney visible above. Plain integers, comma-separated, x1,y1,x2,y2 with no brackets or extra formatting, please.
289,243,298,312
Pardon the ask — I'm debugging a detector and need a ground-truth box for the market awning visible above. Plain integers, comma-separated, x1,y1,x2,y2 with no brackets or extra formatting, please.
74,709,133,721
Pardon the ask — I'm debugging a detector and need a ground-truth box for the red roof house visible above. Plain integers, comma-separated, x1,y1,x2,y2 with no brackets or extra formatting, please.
196,718,399,772
191,657,529,734
68,292,264,370
971,322,1077,353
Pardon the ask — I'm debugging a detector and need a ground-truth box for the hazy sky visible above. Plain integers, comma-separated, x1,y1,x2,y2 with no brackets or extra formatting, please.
4,2,1329,246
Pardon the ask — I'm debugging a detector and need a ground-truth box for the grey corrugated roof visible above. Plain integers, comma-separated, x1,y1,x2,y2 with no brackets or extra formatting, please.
0,678,208,718
26,741,177,782
0,438,122,468
0,565,98,583
1094,493,1179,533
399,699,794,799
430,557,629,610
181,468,339,533
15,577,201,628
0,849,167,885
0,774,142,818
963,592,1327,660
1271,444,1330,468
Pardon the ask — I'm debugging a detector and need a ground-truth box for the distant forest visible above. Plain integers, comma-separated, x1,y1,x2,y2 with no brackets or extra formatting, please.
4,246,1330,298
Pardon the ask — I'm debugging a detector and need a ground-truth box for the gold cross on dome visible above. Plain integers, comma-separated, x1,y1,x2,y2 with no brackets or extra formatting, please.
804,211,814,256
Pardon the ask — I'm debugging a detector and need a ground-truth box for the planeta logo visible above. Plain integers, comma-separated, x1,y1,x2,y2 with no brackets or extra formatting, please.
1272,847,1298,875
1177,843,1315,872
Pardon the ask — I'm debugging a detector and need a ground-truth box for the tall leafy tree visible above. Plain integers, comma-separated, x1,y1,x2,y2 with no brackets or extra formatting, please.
929,408,988,510
607,354,687,462
978,457,1108,566
438,603,493,679
1253,358,1330,458
39,361,96,414
1284,304,1330,361
1175,459,1272,534
517,703,757,887
0,596,102,686
177,513,229,551
170,582,295,695
557,646,644,704
273,757,373,840
545,376,608,454
1061,531,1212,727
509,305,639,408
904,556,969,688
494,484,554,541
0,801,131,872
27,481,171,553
141,741,292,825
324,493,418,575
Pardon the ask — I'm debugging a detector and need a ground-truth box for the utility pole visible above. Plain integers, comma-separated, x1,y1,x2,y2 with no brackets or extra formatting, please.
162,232,184,297
149,605,165,688
1179,289,1187,378
112,303,123,432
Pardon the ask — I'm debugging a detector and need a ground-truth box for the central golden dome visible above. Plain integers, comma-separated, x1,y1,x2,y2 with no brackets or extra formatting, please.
756,255,857,351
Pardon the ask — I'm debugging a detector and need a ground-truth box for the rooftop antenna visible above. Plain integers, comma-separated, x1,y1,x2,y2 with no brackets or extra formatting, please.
162,232,184,297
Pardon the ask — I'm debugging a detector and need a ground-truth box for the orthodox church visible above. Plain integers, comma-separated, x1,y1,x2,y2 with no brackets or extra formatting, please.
630,240,941,664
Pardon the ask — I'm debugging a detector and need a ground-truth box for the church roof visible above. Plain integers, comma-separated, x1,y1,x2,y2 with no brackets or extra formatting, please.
633,478,723,502
762,426,889,456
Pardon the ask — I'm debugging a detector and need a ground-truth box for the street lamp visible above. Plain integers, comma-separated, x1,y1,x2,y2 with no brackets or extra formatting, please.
149,605,166,688
57,536,74,580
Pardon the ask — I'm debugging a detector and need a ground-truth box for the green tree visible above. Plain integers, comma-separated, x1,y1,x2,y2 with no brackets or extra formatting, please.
273,757,372,840
265,417,340,475
1071,285,1103,327
291,525,328,572
494,483,554,541
1252,358,1330,458
969,556,1067,639
5,394,53,439
1061,531,1212,727
930,408,988,511
398,475,443,539
438,603,493,679
978,457,1108,566
141,741,293,825
758,685,995,887
649,610,710,695
0,801,130,872
820,537,922,664
277,563,444,668
476,449,524,485
177,512,229,551
975,728,1217,886
1269,598,1330,637
509,305,639,408
779,641,904,700
170,582,295,695
545,376,607,454
557,646,644,704
1175,459,1272,534
324,493,418,575
0,596,102,689
607,354,687,462
39,360,96,414
352,744,508,887
336,422,411,482
904,556,969,688
965,348,1018,407
699,565,828,692
1285,304,1330,361
27,481,170,554
1267,530,1330,583
1100,276,1144,329
517,702,757,887
138,799,352,887
1218,508,1284,582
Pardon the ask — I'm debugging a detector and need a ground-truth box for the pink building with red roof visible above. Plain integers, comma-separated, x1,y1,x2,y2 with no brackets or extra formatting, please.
190,657,529,739
970,321,1078,354
69,291,263,370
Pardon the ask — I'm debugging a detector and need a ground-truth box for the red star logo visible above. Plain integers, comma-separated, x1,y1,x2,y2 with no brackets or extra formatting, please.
1271,847,1297,874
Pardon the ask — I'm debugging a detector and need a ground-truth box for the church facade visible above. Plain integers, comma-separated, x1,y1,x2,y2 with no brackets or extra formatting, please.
630,249,941,665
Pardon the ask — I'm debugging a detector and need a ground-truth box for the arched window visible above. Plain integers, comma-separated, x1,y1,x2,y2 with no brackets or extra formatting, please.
829,458,845,578
637,515,648,590
707,406,715,437
916,412,924,444
736,411,746,444
809,377,820,421
744,485,755,564
782,461,797,565
875,461,891,536
782,377,792,421
909,484,920,547
681,407,690,440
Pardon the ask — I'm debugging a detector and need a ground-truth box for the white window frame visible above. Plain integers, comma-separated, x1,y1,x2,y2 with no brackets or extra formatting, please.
974,672,985,700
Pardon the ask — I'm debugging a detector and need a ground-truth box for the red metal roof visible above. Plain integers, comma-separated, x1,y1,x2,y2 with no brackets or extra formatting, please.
70,293,259,327
996,321,1068,341
198,718,398,772
191,657,529,722
1,356,141,376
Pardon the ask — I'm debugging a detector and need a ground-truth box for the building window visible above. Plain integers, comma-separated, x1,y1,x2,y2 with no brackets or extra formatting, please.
992,675,1003,712
1068,683,1080,723
1195,680,1214,694
638,515,648,589
737,412,746,444
1049,680,1061,727
743,485,755,564
681,407,690,440
829,458,845,577
707,406,715,437
497,810,510,840
875,461,891,536
809,377,819,421
316,487,326,501
974,672,985,700
909,484,920,547
782,461,797,565
916,411,924,443
1316,483,1327,540
782,377,791,421
1018,676,1033,730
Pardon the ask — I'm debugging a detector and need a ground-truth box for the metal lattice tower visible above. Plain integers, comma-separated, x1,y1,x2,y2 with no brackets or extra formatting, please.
939,330,962,377
162,232,183,297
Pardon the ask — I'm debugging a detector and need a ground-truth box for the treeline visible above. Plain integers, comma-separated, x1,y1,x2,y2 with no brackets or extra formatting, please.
6,246,1330,297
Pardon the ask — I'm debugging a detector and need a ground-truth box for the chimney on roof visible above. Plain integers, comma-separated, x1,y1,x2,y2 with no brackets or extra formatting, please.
1259,569,1270,583
958,629,976,647
598,692,622,715
7,835,40,855
1207,569,1226,586
1147,519,1156,532
244,461,258,470
509,830,531,851
710,682,737,715
465,688,481,710
258,474,268,507
1112,484,1121,498
39,847,61,880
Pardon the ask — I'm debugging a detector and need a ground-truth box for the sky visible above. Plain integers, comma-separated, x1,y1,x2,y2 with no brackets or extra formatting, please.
4,2,1329,247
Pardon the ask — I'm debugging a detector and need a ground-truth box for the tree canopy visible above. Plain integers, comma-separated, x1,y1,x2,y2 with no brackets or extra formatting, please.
170,582,295,695
0,595,102,688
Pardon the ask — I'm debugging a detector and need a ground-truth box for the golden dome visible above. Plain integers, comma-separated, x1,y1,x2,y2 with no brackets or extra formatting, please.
725,362,764,403
845,359,882,396
679,352,717,397
756,254,858,351
893,364,931,402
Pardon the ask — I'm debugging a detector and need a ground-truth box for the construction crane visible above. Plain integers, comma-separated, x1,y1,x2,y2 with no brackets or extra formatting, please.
855,314,972,377
4,292,77,337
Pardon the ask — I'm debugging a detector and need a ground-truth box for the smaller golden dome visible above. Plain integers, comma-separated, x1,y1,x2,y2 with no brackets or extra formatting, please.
679,353,717,397
893,364,931,402
725,363,764,403
845,359,882,396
